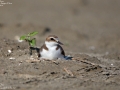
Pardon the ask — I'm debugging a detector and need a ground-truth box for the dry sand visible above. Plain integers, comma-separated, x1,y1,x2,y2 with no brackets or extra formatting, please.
0,0,120,90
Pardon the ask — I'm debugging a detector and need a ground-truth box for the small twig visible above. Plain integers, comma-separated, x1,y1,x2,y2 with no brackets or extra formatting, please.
72,58,106,68
38,59,59,65
51,60,59,65
64,67,74,76
26,59,41,63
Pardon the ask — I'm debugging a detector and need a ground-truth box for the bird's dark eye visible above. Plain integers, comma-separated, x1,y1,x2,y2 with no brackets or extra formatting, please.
50,38,54,41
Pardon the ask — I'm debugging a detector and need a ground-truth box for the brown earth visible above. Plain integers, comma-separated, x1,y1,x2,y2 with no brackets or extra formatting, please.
0,0,120,90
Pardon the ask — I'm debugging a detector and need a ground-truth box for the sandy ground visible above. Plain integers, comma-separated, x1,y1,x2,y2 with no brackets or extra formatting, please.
0,0,120,90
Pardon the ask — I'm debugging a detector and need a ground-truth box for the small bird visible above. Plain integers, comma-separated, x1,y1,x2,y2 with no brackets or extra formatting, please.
39,35,65,60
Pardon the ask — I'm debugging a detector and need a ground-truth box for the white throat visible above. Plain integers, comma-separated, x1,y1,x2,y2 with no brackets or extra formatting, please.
45,41,57,48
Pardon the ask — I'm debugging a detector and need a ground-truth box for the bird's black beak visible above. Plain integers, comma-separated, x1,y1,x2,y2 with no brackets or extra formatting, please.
57,41,63,45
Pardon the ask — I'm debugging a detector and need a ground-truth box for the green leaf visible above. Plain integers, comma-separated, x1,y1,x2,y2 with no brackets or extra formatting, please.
20,36,27,40
28,31,38,37
30,38,36,46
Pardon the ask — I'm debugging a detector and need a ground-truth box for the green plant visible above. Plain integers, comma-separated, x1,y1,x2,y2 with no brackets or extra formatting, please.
20,31,38,55
20,31,38,47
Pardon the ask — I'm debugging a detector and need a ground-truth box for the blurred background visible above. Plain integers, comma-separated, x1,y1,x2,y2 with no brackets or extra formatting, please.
0,0,120,54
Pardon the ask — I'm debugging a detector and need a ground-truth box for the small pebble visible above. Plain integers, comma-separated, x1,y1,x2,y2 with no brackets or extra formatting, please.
8,50,12,53
9,57,15,60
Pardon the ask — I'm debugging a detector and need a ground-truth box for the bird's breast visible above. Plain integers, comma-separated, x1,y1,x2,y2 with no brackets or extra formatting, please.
40,46,61,59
